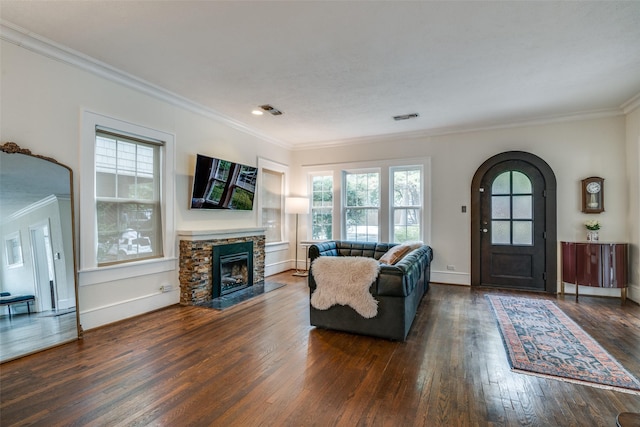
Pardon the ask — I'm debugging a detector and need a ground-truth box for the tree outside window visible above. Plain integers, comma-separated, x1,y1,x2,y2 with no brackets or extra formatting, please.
311,175,333,240
392,167,422,242
344,171,380,242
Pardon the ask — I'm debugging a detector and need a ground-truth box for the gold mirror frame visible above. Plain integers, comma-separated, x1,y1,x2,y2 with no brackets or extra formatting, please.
0,142,82,363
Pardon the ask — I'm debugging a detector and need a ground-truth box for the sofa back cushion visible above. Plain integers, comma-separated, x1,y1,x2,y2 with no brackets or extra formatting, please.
309,240,396,261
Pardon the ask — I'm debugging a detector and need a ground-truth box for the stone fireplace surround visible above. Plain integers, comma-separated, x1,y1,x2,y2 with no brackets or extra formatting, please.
178,228,266,306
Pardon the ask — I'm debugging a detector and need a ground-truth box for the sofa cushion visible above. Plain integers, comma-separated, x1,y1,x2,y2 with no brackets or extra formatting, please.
379,241,424,265
379,245,412,265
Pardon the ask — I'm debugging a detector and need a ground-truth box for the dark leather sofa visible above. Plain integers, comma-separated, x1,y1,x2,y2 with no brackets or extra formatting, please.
308,240,433,341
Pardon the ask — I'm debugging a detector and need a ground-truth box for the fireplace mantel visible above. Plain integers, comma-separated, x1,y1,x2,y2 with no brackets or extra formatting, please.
178,228,266,241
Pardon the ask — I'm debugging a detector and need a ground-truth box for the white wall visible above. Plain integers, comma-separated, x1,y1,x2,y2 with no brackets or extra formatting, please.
1,40,292,329
293,115,633,300
2,35,637,332
625,106,640,301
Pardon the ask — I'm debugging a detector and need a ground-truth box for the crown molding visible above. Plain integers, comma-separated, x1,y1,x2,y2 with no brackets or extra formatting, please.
0,21,291,150
7,194,60,222
292,108,625,151
2,20,636,152
621,92,640,114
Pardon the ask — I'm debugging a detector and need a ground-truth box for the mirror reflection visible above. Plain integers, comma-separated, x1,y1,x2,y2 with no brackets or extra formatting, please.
0,142,81,363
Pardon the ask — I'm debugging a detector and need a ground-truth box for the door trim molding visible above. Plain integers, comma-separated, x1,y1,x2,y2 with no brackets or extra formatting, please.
471,151,557,292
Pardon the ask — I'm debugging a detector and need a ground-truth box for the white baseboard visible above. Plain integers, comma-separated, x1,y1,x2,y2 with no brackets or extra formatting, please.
265,260,296,277
79,290,179,331
430,270,470,286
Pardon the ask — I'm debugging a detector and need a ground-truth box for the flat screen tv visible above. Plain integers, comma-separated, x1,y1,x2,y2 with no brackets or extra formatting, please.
190,154,257,210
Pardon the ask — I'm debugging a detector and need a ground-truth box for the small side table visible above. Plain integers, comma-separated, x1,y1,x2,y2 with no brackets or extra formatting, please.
297,243,312,277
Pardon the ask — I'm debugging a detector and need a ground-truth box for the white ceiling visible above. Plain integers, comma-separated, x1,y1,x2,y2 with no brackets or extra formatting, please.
1,1,640,148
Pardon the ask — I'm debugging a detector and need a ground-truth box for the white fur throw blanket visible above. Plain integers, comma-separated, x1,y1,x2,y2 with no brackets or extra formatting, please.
310,256,381,318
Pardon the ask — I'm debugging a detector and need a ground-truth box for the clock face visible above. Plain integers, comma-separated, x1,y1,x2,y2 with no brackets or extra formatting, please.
586,182,601,194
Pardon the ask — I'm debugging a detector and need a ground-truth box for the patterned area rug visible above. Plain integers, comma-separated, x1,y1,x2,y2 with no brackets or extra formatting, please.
486,295,640,395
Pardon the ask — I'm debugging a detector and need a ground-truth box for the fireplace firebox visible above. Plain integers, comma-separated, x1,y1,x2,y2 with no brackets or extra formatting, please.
212,241,254,298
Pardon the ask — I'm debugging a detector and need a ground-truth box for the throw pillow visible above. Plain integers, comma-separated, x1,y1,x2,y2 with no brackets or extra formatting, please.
379,241,424,265
379,244,412,265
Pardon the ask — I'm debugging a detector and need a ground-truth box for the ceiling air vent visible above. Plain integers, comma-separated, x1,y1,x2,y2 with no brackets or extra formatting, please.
393,113,419,121
260,104,283,116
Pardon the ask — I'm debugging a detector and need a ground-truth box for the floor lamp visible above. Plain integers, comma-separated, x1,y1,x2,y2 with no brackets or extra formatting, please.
285,196,309,277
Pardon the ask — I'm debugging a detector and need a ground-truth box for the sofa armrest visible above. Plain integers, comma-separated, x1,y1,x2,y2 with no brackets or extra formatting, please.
376,246,433,296
309,241,338,261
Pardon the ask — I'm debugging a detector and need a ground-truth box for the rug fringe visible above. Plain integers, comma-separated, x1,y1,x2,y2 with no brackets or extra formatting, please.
511,368,640,396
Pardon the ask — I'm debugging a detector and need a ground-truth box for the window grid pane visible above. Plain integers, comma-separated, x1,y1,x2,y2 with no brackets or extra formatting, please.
96,132,163,265
513,221,533,245
311,175,333,240
393,208,421,242
261,169,283,243
345,208,379,242
345,171,380,242
391,167,422,243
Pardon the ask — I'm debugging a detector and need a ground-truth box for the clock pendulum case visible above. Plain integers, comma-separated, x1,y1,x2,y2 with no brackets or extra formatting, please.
581,177,604,213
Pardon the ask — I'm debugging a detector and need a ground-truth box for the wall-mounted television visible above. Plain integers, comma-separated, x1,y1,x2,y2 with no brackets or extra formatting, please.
190,154,257,210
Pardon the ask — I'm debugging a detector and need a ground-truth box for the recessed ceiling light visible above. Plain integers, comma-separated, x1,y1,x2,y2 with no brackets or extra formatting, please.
260,104,283,116
252,110,264,115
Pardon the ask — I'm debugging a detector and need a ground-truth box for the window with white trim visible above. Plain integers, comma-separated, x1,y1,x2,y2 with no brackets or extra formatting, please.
95,130,163,265
261,168,284,243
305,157,430,244
257,157,288,245
311,174,333,240
391,166,422,243
80,111,175,277
344,170,380,242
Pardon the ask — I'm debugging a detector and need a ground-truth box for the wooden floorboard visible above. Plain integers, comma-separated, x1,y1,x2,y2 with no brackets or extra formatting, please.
1,273,639,426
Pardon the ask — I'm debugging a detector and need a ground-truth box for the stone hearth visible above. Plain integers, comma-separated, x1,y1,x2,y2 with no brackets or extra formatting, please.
178,228,265,306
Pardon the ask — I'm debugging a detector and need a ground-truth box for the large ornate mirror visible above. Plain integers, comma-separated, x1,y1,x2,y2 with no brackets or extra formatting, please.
0,142,81,362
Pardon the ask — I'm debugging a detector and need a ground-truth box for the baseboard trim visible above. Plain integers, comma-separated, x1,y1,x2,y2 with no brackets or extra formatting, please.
79,290,178,331
430,270,470,286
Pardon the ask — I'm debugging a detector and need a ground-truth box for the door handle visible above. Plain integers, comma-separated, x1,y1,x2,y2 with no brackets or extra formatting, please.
482,228,488,233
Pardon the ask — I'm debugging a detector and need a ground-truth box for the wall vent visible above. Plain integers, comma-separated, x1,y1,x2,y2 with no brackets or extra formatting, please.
393,113,419,121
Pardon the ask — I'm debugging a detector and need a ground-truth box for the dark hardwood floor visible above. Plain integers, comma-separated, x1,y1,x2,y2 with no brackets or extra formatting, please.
1,272,639,426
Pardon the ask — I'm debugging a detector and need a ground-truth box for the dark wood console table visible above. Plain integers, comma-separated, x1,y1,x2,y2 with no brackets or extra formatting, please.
561,242,628,302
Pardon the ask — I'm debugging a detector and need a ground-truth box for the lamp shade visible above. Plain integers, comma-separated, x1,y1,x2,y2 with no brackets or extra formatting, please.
285,197,309,215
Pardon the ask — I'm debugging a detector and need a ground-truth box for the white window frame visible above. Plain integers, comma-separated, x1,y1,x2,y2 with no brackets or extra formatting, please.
342,168,381,242
303,157,431,244
309,172,334,241
80,111,175,286
390,165,424,243
257,157,288,249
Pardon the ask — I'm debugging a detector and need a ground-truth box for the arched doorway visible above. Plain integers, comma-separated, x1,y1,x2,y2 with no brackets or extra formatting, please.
471,151,557,292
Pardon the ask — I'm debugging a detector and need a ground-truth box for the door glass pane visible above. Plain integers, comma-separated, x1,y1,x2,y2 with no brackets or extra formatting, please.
492,196,510,219
512,171,531,194
513,221,532,245
512,195,532,219
489,170,534,246
491,221,510,244
492,172,510,194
